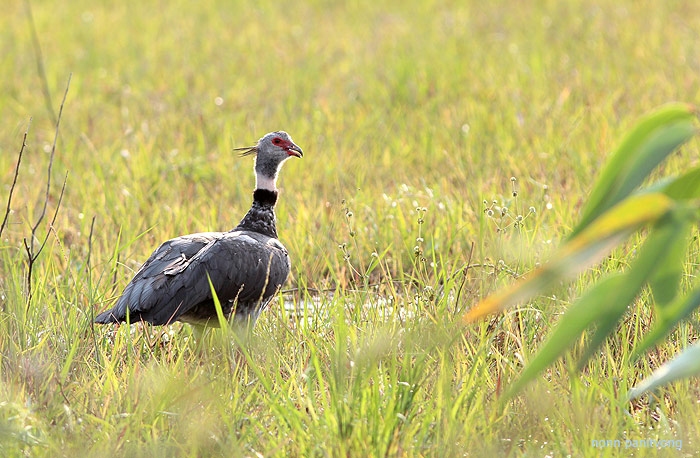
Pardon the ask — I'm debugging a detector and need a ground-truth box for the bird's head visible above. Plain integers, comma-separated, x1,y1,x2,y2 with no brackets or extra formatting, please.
235,131,303,191
236,131,303,159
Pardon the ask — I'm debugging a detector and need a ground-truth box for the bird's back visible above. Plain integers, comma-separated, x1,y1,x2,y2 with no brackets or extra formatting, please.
94,230,290,326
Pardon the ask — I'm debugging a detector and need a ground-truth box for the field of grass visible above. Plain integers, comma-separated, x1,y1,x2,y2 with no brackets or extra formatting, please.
2,0,700,456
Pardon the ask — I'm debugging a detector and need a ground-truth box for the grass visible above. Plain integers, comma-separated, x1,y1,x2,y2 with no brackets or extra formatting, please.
1,0,700,456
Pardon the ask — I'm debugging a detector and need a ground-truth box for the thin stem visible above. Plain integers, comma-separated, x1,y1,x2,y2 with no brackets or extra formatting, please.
0,119,31,238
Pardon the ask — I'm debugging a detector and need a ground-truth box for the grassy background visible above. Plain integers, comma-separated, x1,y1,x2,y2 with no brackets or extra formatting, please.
1,0,700,456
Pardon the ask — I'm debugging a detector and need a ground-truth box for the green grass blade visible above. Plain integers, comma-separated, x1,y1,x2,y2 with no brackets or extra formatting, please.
571,103,697,238
59,335,81,383
628,340,700,400
207,273,229,330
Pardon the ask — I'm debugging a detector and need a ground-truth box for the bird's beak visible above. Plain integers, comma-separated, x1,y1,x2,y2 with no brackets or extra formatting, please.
287,143,303,158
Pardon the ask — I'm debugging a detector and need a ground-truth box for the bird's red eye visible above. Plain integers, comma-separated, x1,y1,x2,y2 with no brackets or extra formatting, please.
272,137,282,145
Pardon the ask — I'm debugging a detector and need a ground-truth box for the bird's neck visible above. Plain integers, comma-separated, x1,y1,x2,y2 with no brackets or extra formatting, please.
255,173,278,193
234,188,279,238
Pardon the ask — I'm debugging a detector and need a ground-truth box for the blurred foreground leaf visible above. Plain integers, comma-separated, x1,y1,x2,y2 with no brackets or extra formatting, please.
462,103,700,399
463,192,675,323
628,341,700,401
504,209,689,397
571,102,697,238
632,284,700,361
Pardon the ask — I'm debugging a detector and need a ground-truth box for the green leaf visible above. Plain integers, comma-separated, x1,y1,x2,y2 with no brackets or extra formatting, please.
460,104,700,400
628,340,700,400
647,214,693,307
629,205,697,359
505,212,683,396
575,213,684,367
571,103,697,239
659,166,700,200
503,274,627,398
633,286,700,359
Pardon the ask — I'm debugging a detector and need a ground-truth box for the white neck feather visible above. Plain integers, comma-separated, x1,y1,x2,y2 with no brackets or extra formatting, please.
255,173,277,192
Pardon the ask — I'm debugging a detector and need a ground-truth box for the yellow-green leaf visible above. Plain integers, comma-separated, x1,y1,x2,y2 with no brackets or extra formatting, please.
464,193,674,323
504,210,682,396
571,103,697,239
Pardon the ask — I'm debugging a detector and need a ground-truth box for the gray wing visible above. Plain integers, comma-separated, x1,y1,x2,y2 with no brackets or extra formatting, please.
95,231,290,325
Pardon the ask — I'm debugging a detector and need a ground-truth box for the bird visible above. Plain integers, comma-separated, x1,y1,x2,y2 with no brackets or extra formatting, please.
94,131,302,331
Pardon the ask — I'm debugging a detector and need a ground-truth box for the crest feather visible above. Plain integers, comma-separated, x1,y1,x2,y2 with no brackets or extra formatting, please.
233,145,258,157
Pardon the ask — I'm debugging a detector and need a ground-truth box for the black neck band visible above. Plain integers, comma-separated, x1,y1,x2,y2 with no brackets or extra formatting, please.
253,189,278,206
